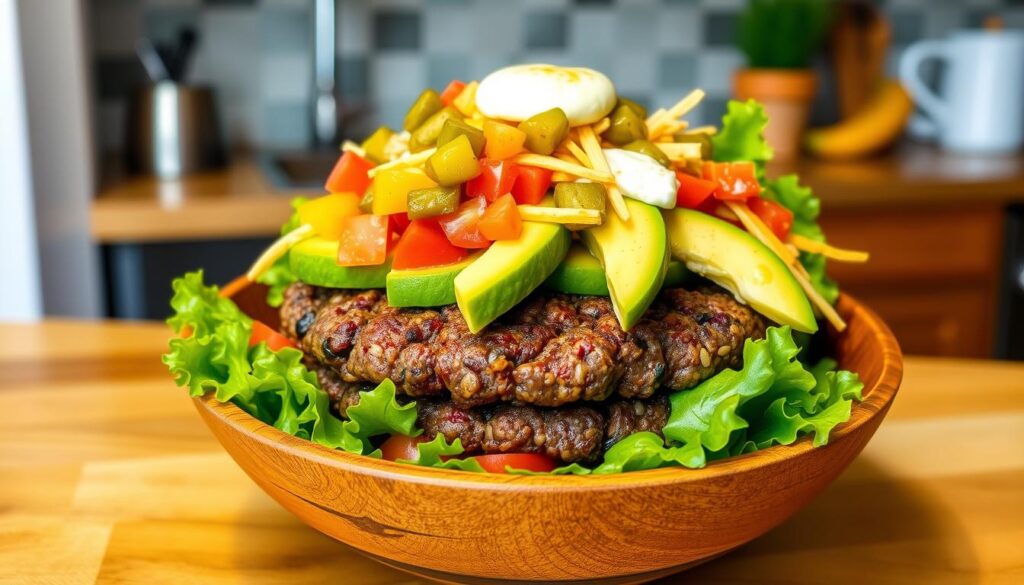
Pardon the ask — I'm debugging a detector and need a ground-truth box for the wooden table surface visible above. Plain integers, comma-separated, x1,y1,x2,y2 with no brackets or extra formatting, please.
90,144,1024,243
1,320,1022,584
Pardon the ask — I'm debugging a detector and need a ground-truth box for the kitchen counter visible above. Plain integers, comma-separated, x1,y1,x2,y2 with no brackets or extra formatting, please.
90,144,1024,243
1,320,1021,583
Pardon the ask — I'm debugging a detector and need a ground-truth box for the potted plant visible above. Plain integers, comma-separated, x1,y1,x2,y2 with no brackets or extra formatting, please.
734,0,833,160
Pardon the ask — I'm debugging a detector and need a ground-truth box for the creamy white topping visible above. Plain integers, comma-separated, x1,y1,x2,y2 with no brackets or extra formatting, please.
602,149,679,209
475,64,616,126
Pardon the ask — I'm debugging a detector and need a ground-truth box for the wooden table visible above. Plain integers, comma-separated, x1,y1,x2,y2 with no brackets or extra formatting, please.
2,320,1021,583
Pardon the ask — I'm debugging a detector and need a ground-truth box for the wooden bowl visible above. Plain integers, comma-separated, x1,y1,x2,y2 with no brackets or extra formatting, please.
195,279,902,584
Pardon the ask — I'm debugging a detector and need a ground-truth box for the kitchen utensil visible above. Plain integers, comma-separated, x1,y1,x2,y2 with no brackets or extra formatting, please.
126,82,225,179
194,278,903,584
900,30,1024,153
135,38,169,82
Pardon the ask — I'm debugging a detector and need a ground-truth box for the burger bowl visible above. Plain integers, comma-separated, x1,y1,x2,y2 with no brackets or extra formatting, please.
194,277,902,584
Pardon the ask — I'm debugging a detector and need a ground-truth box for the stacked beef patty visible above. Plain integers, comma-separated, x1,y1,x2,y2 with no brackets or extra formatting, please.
280,283,766,463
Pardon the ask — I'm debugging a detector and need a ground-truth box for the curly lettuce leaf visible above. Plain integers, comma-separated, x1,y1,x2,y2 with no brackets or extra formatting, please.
257,196,308,307
711,99,774,169
164,271,423,456
605,326,862,473
400,435,485,472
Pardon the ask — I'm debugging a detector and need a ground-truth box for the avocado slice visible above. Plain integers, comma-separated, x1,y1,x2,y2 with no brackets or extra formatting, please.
289,236,391,288
454,212,571,333
663,208,817,333
387,254,480,307
546,243,687,296
579,198,669,330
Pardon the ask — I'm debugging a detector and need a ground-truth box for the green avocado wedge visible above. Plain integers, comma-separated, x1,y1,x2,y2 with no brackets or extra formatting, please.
454,206,571,333
387,253,480,307
546,243,687,296
289,236,391,288
580,198,669,330
663,208,818,333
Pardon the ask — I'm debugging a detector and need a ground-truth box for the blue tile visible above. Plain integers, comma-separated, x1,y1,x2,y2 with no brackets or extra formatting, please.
374,10,421,50
890,11,925,45
260,5,310,53
524,11,568,49
658,53,697,89
263,102,311,149
704,12,736,47
427,55,472,91
574,0,615,5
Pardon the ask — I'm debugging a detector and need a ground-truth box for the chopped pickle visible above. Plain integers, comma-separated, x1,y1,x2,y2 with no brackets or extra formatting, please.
358,185,374,214
616,97,648,120
403,89,443,132
409,106,463,152
407,185,460,219
674,133,713,159
360,126,394,164
518,107,569,155
604,104,648,146
437,118,486,156
554,182,607,231
424,134,481,186
623,139,671,168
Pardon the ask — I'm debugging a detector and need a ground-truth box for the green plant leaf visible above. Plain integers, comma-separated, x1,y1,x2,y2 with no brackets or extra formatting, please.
592,432,698,474
400,435,486,472
256,196,308,307
342,379,421,453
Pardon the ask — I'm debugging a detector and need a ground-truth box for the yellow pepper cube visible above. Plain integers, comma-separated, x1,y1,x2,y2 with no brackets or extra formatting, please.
371,169,437,215
483,121,527,160
297,192,362,240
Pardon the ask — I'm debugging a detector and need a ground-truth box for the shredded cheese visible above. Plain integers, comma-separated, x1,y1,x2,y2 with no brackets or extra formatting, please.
518,205,602,226
513,153,613,183
789,234,870,263
578,125,629,221
341,141,366,157
592,117,611,135
647,89,706,140
367,148,436,177
726,201,846,331
564,139,592,168
246,224,315,283
685,125,718,135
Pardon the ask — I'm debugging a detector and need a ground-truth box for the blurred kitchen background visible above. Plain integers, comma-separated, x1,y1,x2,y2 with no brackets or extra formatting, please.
5,0,1024,360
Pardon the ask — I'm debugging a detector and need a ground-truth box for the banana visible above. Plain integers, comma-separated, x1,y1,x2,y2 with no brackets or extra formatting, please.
805,80,914,160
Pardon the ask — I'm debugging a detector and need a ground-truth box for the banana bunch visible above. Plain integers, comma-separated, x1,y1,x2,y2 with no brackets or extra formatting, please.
805,80,913,160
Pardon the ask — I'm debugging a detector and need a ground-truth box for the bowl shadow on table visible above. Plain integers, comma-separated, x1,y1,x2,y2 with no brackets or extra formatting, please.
659,457,979,584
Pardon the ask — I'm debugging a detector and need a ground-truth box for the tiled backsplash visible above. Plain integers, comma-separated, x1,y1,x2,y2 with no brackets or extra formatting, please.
91,0,1021,153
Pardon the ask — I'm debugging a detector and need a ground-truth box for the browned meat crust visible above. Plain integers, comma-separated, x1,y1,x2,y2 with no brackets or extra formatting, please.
604,395,671,449
280,283,765,409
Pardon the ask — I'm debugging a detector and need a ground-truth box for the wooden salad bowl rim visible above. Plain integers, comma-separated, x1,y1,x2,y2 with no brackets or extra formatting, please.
197,277,904,489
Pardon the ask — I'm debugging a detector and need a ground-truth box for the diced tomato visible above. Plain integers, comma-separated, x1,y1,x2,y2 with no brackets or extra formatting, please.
465,158,519,202
437,196,491,249
380,435,428,462
478,194,522,241
675,171,718,209
439,80,467,106
511,165,554,205
702,161,760,201
325,151,374,195
249,320,298,352
474,453,556,474
336,214,390,266
392,220,469,270
748,197,793,240
388,212,411,235
297,193,362,240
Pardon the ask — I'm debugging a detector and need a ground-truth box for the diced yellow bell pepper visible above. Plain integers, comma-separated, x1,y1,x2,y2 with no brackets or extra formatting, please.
371,169,437,215
297,193,362,240
483,121,526,160
452,80,479,117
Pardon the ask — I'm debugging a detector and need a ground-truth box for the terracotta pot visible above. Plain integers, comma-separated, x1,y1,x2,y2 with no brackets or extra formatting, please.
734,68,818,161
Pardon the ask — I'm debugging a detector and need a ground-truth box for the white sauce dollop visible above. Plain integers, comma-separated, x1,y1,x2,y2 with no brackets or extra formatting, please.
603,149,679,209
476,64,616,126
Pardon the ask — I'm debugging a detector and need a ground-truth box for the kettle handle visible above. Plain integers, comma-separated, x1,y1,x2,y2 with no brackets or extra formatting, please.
899,40,952,132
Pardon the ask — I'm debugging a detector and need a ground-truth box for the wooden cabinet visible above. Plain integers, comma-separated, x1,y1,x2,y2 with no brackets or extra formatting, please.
819,205,1004,357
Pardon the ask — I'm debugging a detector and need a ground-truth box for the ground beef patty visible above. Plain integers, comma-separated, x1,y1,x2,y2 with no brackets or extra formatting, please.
318,366,670,463
282,283,766,409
